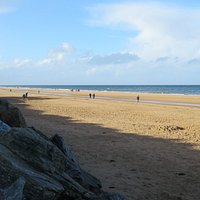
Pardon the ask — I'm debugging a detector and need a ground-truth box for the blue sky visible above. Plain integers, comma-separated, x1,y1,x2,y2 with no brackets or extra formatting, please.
1,0,200,85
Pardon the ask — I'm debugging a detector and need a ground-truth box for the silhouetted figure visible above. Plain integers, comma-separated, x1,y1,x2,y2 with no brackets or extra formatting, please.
136,95,140,102
93,93,95,99
10,89,12,92
89,93,92,98
22,94,26,100
38,90,40,94
25,92,28,98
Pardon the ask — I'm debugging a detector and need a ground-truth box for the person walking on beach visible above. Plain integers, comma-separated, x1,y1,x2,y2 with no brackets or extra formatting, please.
89,93,92,98
136,95,140,102
93,93,95,99
22,94,26,100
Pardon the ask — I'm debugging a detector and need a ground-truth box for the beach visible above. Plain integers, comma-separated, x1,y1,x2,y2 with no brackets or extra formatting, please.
1,87,200,200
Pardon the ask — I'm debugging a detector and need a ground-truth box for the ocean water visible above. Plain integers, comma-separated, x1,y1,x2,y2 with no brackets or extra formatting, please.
2,85,200,95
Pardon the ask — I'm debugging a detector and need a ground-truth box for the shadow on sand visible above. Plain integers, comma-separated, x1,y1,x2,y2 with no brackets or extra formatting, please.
1,96,200,200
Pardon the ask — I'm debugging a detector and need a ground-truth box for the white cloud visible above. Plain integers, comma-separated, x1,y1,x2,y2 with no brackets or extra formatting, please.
1,40,200,84
38,42,74,65
50,42,74,61
37,58,52,66
13,58,32,67
61,42,74,52
0,58,32,69
0,42,75,68
88,2,200,61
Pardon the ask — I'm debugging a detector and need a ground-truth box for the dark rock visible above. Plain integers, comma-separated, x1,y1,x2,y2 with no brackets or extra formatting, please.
50,134,102,192
101,192,128,200
0,125,127,199
0,100,127,199
0,141,64,200
0,99,26,127
0,128,86,199
0,176,25,200
0,120,11,135
50,134,80,169
176,172,186,176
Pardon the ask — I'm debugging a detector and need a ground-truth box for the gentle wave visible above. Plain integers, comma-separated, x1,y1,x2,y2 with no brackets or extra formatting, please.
1,85,200,95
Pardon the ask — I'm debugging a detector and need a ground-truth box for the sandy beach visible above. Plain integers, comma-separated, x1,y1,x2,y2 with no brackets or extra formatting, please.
1,87,200,200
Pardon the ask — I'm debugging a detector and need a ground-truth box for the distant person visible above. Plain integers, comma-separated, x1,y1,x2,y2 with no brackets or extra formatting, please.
10,89,12,92
93,93,95,99
38,90,40,94
136,95,140,102
89,93,92,98
25,92,28,98
22,94,26,100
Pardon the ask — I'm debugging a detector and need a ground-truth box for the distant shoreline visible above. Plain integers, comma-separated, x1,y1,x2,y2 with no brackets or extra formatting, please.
1,85,200,96
1,86,200,107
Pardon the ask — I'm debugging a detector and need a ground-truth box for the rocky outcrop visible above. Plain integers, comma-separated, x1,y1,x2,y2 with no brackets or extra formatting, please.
0,99,127,200
0,177,25,200
0,99,26,127
50,134,102,192
0,120,11,134
0,127,126,200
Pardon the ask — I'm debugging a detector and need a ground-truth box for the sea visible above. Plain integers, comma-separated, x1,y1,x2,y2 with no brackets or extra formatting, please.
2,85,200,95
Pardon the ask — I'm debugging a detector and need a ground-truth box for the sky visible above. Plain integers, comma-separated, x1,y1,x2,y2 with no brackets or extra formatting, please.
1,0,200,85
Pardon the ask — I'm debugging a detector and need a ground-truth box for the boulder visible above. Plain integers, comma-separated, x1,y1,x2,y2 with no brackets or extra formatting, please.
0,127,127,199
0,134,65,200
0,177,25,200
0,99,26,127
50,134,102,192
0,99,127,200
0,120,11,135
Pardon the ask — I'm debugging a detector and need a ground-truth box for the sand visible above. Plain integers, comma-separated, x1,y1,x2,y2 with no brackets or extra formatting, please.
1,87,200,200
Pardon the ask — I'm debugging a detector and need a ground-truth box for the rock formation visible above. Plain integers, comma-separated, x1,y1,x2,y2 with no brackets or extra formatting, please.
0,177,25,200
0,99,127,200
0,99,26,127
0,120,11,134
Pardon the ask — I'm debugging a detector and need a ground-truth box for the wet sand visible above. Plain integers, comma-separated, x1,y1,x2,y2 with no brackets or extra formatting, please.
1,87,200,200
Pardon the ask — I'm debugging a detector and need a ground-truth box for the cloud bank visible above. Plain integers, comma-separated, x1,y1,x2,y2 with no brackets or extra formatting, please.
88,2,200,61
1,1,200,84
